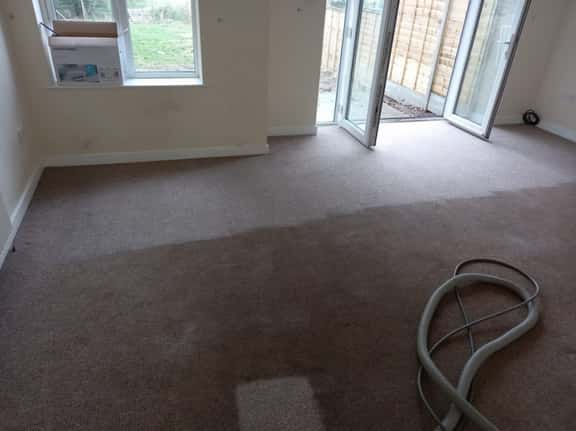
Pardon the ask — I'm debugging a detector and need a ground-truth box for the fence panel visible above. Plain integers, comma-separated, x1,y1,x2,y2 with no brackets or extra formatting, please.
320,1,468,107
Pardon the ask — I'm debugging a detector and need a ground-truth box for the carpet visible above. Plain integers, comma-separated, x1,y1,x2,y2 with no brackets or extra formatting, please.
0,122,575,430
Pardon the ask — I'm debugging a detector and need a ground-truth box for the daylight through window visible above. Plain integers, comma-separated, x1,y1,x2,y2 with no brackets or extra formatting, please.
44,0,201,79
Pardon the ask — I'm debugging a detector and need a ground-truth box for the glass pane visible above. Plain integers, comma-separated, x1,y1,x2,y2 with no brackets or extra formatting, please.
346,0,386,131
455,0,523,125
127,0,196,73
317,0,347,123
53,0,113,21
381,0,467,120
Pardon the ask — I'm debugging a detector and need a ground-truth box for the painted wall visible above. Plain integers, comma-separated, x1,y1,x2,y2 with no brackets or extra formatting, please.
0,11,35,219
268,0,326,134
534,0,576,141
2,0,269,160
496,0,568,124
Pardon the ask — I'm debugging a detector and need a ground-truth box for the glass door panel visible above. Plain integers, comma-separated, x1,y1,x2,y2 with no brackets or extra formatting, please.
445,0,531,138
338,0,399,147
346,2,386,131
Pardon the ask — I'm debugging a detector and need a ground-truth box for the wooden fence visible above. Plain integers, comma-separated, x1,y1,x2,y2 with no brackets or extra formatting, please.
320,0,468,107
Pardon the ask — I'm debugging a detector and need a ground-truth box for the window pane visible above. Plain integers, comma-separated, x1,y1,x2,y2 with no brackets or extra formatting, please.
127,0,196,73
317,0,347,123
345,0,385,131
455,0,523,125
53,0,113,21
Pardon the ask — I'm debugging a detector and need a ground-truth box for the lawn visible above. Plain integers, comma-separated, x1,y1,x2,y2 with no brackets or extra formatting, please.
130,22,195,71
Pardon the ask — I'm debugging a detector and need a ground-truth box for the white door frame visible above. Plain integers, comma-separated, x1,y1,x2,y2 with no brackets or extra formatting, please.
336,0,400,148
444,0,532,139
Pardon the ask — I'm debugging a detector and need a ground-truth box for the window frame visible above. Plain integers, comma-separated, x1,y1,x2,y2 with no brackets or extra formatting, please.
41,0,203,81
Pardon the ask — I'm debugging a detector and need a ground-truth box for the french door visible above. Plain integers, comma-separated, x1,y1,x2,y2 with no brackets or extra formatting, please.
444,0,532,139
337,0,400,148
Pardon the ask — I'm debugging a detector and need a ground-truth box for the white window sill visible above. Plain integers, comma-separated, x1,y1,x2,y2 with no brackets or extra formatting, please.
49,77,204,89
124,77,204,87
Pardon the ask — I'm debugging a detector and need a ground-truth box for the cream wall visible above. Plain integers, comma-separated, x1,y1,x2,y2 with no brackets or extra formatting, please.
0,8,37,262
268,0,326,135
534,0,576,141
2,0,269,161
496,0,568,124
0,10,35,218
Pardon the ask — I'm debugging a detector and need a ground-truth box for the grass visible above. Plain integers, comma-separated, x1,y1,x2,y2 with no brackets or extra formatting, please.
130,22,195,71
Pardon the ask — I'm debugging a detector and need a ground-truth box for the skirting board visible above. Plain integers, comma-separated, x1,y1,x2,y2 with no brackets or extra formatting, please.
538,121,576,143
268,126,318,137
44,144,270,167
494,115,523,126
0,166,43,270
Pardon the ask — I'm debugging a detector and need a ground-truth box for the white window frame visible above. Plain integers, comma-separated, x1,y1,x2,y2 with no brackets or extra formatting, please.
41,0,203,81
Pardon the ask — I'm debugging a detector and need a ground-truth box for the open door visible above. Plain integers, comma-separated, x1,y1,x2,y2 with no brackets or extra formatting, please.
444,0,531,139
337,0,399,148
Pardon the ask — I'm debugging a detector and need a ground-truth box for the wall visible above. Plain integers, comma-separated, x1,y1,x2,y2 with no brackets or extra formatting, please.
0,8,37,263
534,0,576,141
495,0,567,124
2,0,269,162
0,11,35,218
268,0,326,135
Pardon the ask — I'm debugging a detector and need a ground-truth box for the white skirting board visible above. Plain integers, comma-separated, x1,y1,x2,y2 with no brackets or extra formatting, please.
268,126,318,137
0,167,43,270
538,121,576,143
1,144,268,270
44,144,270,167
494,115,523,126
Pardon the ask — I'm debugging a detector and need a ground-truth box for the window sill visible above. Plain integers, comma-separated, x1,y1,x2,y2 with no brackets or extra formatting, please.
124,77,204,87
49,77,204,89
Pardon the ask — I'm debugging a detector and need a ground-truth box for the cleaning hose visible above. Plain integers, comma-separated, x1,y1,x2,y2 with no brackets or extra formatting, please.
416,259,541,431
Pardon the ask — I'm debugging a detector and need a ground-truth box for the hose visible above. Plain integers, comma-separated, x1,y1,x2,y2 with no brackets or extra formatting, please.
416,259,541,431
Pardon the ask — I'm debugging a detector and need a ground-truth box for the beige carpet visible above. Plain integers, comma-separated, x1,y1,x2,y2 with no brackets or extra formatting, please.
0,122,575,430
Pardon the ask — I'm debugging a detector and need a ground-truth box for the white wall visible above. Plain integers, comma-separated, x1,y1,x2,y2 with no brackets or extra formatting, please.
2,0,269,161
496,0,568,124
0,11,35,219
0,8,37,263
268,0,326,135
534,0,576,141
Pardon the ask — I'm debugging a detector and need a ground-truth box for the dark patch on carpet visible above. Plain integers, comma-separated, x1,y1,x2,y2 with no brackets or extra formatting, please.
1,180,575,430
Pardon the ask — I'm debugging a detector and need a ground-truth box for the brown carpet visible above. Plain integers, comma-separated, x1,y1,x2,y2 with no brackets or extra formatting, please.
0,122,575,430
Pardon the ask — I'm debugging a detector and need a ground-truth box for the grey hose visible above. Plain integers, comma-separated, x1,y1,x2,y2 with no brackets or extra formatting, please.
416,259,540,431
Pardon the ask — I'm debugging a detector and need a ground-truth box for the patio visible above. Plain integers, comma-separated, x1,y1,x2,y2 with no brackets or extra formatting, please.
317,0,469,123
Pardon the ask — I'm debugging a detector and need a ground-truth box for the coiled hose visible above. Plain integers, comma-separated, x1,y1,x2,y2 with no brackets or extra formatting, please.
416,259,541,431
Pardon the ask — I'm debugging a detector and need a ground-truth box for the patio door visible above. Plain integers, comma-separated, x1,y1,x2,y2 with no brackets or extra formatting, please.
337,0,400,148
444,0,531,139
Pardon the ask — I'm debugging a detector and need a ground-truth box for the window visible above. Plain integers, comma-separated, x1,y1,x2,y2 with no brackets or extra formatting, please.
42,0,202,80
51,0,113,21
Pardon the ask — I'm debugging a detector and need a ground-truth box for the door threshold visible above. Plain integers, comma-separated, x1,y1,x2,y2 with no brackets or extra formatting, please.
380,116,442,123
317,117,443,127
